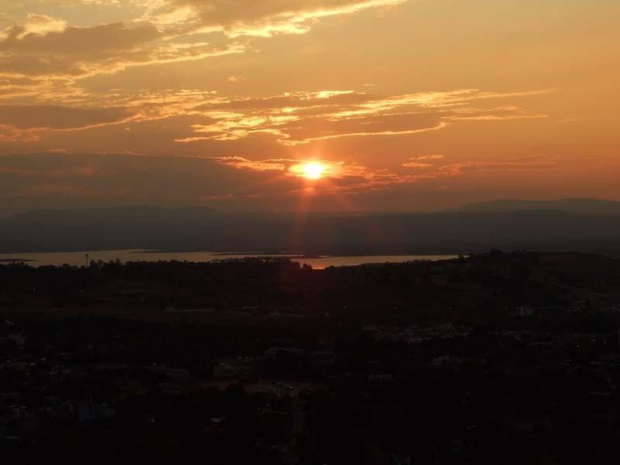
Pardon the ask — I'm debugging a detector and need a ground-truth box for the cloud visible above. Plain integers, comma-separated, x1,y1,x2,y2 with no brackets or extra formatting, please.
0,152,565,216
0,88,228,140
0,20,243,79
0,164,96,178
403,155,444,168
0,0,408,100
208,156,290,172
402,162,434,169
177,88,548,145
0,21,160,58
437,160,557,177
0,125,40,142
12,14,67,38
409,155,445,161
0,16,244,99
206,155,438,194
0,152,305,214
0,104,133,130
445,106,547,121
0,21,158,84
0,103,139,142
0,0,405,121
152,0,407,37
0,85,548,150
210,157,353,182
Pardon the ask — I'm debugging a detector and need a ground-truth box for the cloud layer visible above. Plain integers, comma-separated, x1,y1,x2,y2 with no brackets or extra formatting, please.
178,89,547,145
0,151,568,216
0,0,404,95
2,0,615,213
153,0,406,36
0,86,547,147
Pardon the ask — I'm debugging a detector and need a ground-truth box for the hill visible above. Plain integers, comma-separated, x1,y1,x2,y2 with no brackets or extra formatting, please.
1,207,620,256
455,198,620,216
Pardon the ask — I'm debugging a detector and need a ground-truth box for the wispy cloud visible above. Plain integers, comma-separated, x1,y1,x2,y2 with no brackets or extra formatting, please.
0,151,564,216
402,162,435,169
0,19,244,94
0,0,407,101
0,89,217,139
207,156,292,172
177,88,549,145
150,0,407,37
0,104,133,130
205,153,557,196
0,85,549,149
412,155,444,160
437,159,557,177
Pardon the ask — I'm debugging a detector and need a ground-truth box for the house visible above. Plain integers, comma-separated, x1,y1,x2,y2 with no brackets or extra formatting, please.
368,374,394,385
0,320,26,350
514,306,534,317
74,400,115,423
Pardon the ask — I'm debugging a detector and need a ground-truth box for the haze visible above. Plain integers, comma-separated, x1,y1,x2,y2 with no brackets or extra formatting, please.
1,0,619,216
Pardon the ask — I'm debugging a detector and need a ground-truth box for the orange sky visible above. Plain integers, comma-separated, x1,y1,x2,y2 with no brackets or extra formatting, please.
0,0,619,215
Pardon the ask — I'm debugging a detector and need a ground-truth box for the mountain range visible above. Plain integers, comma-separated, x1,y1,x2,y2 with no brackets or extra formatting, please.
1,199,619,256
455,198,620,216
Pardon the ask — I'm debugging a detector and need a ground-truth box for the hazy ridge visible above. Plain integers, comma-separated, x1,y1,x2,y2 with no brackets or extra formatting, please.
455,198,620,216
1,204,620,256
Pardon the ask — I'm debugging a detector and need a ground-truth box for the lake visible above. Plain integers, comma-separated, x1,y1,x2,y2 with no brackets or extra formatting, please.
0,250,460,269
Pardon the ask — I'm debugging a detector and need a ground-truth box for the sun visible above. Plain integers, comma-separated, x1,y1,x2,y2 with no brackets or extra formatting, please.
289,160,331,180
300,162,327,180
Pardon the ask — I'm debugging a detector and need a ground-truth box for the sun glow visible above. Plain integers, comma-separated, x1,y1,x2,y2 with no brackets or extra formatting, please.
300,161,327,180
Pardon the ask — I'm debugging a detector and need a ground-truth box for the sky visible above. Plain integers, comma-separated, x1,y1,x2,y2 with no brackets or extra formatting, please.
0,0,619,215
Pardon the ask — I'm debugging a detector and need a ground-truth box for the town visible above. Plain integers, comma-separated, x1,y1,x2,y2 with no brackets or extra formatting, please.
1,251,620,464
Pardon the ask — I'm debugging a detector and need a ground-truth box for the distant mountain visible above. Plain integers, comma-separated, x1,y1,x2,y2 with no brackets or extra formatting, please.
7,206,219,223
1,206,620,256
455,198,620,216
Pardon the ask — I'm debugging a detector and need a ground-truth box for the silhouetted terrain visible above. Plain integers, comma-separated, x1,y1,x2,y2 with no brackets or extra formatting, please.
2,251,620,320
2,252,620,464
1,206,620,256
456,198,620,215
